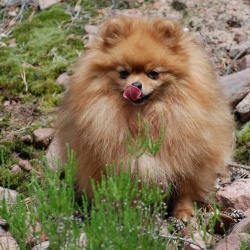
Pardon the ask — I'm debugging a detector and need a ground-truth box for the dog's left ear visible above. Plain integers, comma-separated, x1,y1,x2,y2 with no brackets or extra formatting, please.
154,19,183,46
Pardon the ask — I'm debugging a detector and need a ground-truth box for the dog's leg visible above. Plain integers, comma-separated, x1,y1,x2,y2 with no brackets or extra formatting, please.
172,189,195,222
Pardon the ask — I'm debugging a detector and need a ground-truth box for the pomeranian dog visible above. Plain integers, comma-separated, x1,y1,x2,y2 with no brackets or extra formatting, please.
56,17,233,221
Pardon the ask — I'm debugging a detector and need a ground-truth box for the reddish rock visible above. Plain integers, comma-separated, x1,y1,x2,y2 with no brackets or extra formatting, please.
11,164,22,173
21,134,32,145
214,233,249,250
233,29,248,43
150,1,164,10
32,241,50,250
113,9,139,17
46,135,61,170
19,160,32,171
33,128,55,149
231,217,250,234
235,92,250,122
229,41,250,58
244,208,250,218
218,68,250,107
184,232,214,250
1,133,15,143
192,32,204,45
217,6,225,14
26,220,47,248
239,54,250,70
73,4,81,13
217,179,250,211
84,25,98,35
56,73,70,89
7,38,17,48
0,227,8,236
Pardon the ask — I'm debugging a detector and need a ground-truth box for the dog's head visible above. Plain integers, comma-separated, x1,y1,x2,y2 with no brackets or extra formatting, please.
84,17,199,105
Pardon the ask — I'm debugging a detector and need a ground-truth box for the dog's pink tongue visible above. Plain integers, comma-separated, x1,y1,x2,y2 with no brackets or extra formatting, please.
123,85,142,101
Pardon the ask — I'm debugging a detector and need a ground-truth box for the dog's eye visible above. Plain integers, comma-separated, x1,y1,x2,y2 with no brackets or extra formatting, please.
119,70,130,79
148,71,159,80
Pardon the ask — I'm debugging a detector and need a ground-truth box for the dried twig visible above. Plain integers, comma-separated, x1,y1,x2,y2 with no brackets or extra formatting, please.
15,1,27,21
71,0,82,23
20,70,28,92
159,234,208,250
227,161,250,171
226,47,250,75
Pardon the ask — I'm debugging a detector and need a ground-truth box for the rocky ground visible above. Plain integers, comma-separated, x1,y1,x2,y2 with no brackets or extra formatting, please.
1,0,250,249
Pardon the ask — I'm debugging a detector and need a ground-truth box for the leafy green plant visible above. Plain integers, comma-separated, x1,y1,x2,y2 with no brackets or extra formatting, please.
0,196,29,249
0,148,82,249
240,239,250,250
83,163,170,250
27,149,81,249
0,117,228,250
125,114,166,159
0,119,172,249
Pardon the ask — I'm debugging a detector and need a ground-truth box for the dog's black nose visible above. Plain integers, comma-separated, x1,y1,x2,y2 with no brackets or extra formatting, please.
131,82,142,90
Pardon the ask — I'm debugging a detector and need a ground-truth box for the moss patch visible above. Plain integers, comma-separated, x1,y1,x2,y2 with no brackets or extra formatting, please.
0,140,41,195
234,122,250,164
0,4,83,99
0,140,35,165
0,167,31,195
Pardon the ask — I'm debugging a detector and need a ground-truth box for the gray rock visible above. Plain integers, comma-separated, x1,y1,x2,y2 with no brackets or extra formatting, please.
218,68,250,107
0,187,17,204
38,0,61,10
235,92,250,122
0,236,20,250
214,233,249,250
0,226,8,236
32,241,50,250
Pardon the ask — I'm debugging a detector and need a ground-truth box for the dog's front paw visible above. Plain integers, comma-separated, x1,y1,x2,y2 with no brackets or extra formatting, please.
172,207,194,222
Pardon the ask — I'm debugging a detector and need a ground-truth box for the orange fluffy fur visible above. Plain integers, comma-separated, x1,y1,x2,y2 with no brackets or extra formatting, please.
56,17,233,220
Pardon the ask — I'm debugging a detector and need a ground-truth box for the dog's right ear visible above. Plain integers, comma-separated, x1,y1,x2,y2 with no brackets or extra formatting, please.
98,18,130,48
85,18,128,50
